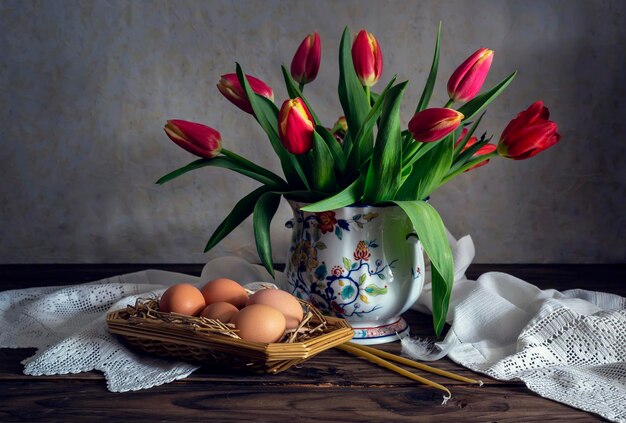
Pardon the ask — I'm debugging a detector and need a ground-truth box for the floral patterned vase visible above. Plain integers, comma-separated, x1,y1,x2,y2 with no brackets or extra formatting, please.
284,201,425,345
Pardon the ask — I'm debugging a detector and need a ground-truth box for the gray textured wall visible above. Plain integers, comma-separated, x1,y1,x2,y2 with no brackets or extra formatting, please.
1,0,625,264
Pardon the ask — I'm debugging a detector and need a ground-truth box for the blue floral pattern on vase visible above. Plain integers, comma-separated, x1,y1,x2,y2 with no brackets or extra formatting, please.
285,201,426,344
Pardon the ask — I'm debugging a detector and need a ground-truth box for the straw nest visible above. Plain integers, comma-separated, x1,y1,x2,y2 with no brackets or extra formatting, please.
106,294,354,374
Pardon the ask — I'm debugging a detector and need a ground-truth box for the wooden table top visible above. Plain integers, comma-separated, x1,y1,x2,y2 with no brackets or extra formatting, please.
1,264,624,422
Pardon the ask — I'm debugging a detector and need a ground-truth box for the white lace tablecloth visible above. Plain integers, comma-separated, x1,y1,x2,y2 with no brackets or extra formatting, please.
406,234,626,422
1,236,624,422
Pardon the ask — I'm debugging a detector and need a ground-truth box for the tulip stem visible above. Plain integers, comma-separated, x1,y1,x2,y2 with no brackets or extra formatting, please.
402,141,438,172
402,141,420,164
444,99,454,108
299,82,305,92
365,86,371,107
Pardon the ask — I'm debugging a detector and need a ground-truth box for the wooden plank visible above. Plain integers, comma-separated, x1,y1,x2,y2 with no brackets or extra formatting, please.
0,264,205,289
1,264,624,294
0,345,498,387
0,380,603,422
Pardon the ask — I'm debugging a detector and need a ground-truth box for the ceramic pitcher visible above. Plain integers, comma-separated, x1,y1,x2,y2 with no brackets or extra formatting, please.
284,201,425,344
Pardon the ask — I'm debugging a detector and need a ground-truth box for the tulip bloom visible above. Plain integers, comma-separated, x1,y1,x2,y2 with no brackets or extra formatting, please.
408,108,464,143
290,31,321,85
351,29,383,87
497,101,560,160
164,119,222,159
278,98,315,154
447,48,494,102
455,128,477,151
455,135,497,171
455,128,470,145
217,73,274,114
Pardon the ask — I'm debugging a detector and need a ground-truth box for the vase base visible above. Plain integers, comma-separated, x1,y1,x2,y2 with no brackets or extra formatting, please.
349,317,409,345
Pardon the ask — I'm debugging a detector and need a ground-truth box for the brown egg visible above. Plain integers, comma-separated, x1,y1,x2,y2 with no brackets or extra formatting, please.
231,304,286,343
247,289,304,329
201,278,248,309
159,284,206,316
200,301,239,323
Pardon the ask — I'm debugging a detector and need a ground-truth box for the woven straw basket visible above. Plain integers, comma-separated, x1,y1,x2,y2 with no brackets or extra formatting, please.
106,297,354,374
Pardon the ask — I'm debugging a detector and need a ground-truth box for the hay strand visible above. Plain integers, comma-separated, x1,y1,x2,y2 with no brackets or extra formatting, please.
106,296,353,374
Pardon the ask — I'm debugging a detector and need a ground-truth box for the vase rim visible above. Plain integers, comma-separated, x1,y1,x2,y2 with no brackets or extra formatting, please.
286,197,429,211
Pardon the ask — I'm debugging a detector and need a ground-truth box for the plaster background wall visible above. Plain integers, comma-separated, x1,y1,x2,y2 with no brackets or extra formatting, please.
1,0,625,264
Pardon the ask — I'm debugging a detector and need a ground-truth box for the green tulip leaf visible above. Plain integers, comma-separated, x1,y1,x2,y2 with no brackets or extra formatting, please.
430,257,452,337
204,186,270,253
156,157,284,188
401,140,420,165
300,176,364,212
458,71,517,122
449,135,491,175
392,200,453,336
450,153,495,179
347,75,397,170
402,141,439,172
415,22,442,113
310,132,337,193
253,191,282,278
453,112,485,157
338,27,372,169
341,131,353,159
156,159,213,184
282,190,327,203
396,134,454,201
236,64,310,189
220,148,287,186
363,81,408,203
315,125,346,174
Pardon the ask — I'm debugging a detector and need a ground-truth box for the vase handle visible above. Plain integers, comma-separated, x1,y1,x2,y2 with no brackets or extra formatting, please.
285,219,295,229
406,233,419,244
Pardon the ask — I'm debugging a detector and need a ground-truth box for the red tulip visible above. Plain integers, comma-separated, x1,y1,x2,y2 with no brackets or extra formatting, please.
278,98,315,154
455,134,497,171
455,128,469,144
455,128,476,150
351,29,383,87
497,101,560,160
217,73,274,114
290,31,321,85
408,108,464,143
447,48,494,102
164,119,222,159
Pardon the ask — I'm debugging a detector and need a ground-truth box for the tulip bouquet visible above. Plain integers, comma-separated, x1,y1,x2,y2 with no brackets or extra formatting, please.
159,26,560,335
